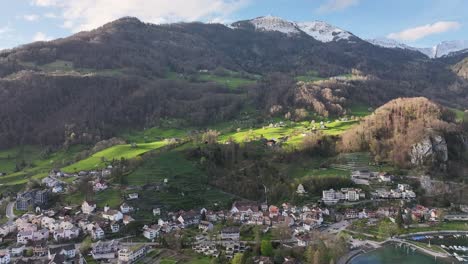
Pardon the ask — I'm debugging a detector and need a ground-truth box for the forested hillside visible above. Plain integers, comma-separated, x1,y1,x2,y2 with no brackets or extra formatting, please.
0,17,467,148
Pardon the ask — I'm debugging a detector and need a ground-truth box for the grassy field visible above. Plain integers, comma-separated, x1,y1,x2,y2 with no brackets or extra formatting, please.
449,107,466,122
120,127,187,143
219,119,360,146
0,145,87,187
125,150,232,213
62,141,168,172
198,73,256,90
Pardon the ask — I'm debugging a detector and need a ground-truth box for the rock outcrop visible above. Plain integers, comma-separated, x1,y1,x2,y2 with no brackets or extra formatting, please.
410,134,448,169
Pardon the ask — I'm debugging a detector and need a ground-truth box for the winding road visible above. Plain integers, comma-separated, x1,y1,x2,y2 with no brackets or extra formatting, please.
6,201,15,219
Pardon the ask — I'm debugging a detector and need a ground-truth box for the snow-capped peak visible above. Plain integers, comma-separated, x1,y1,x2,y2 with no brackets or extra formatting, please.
434,40,468,58
297,21,353,42
367,38,468,58
248,16,301,35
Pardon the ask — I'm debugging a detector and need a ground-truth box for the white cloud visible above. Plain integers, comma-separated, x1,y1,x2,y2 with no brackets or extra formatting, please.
317,0,359,13
23,14,40,21
32,0,249,32
44,12,59,19
0,26,12,35
32,32,53,42
387,21,461,42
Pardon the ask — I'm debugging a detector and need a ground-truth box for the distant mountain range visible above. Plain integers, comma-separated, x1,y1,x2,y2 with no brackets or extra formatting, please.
367,38,468,58
230,16,468,58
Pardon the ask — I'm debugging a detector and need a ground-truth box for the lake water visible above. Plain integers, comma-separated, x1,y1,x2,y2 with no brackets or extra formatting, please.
350,244,451,264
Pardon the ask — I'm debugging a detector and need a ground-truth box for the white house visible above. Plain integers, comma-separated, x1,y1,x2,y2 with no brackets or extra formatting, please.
110,222,120,233
143,227,159,240
198,221,213,232
17,231,33,244
102,210,123,222
0,251,10,264
82,201,96,214
92,240,119,260
118,246,147,264
128,193,139,200
296,184,307,195
120,203,133,214
220,227,240,240
53,228,80,241
48,244,77,261
92,225,105,240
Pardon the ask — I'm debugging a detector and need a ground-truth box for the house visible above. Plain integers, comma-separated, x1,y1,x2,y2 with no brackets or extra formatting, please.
42,176,59,188
32,229,49,241
322,188,363,205
268,206,279,218
52,184,64,193
352,170,373,179
92,240,119,260
10,244,25,257
120,203,133,214
230,201,259,215
177,210,200,227
81,201,96,214
48,244,77,262
110,222,120,233
93,181,108,192
220,227,240,241
53,228,80,241
91,225,105,240
296,184,307,195
102,210,123,222
17,231,33,244
378,172,393,183
123,215,135,225
32,240,48,256
296,234,312,247
198,221,213,232
0,222,17,237
143,226,159,240
152,208,161,216
127,193,139,200
118,246,147,264
0,251,10,264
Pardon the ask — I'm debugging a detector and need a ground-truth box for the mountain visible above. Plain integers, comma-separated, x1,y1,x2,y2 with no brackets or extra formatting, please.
232,16,356,43
0,16,466,148
367,38,468,58
296,21,354,43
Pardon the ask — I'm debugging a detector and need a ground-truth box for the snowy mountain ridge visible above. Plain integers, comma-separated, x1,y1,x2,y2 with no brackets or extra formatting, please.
234,16,354,42
367,38,468,58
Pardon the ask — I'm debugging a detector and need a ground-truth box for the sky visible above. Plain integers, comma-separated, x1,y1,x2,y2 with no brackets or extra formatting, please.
0,0,467,50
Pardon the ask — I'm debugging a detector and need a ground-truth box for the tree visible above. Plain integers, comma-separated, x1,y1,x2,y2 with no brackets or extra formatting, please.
396,208,404,229
304,246,316,264
202,129,220,144
378,219,398,238
272,223,291,243
313,249,322,264
261,240,273,257
231,253,244,264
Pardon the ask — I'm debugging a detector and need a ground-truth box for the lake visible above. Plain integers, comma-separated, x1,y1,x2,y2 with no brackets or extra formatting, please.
350,244,452,264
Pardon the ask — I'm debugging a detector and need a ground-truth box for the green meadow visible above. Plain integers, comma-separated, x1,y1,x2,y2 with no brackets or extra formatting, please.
62,140,169,172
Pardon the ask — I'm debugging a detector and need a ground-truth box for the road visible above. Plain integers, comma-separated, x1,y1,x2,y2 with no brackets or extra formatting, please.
6,201,15,219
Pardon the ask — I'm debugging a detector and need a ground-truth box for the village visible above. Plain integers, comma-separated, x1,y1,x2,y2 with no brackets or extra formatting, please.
0,164,466,264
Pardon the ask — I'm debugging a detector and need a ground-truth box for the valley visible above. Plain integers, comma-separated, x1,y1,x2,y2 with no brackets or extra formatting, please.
0,13,467,264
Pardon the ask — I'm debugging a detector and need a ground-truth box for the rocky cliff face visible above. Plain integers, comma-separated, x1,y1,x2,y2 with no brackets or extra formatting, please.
410,134,448,169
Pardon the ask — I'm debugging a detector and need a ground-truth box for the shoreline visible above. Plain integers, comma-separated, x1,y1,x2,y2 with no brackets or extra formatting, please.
344,230,468,263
